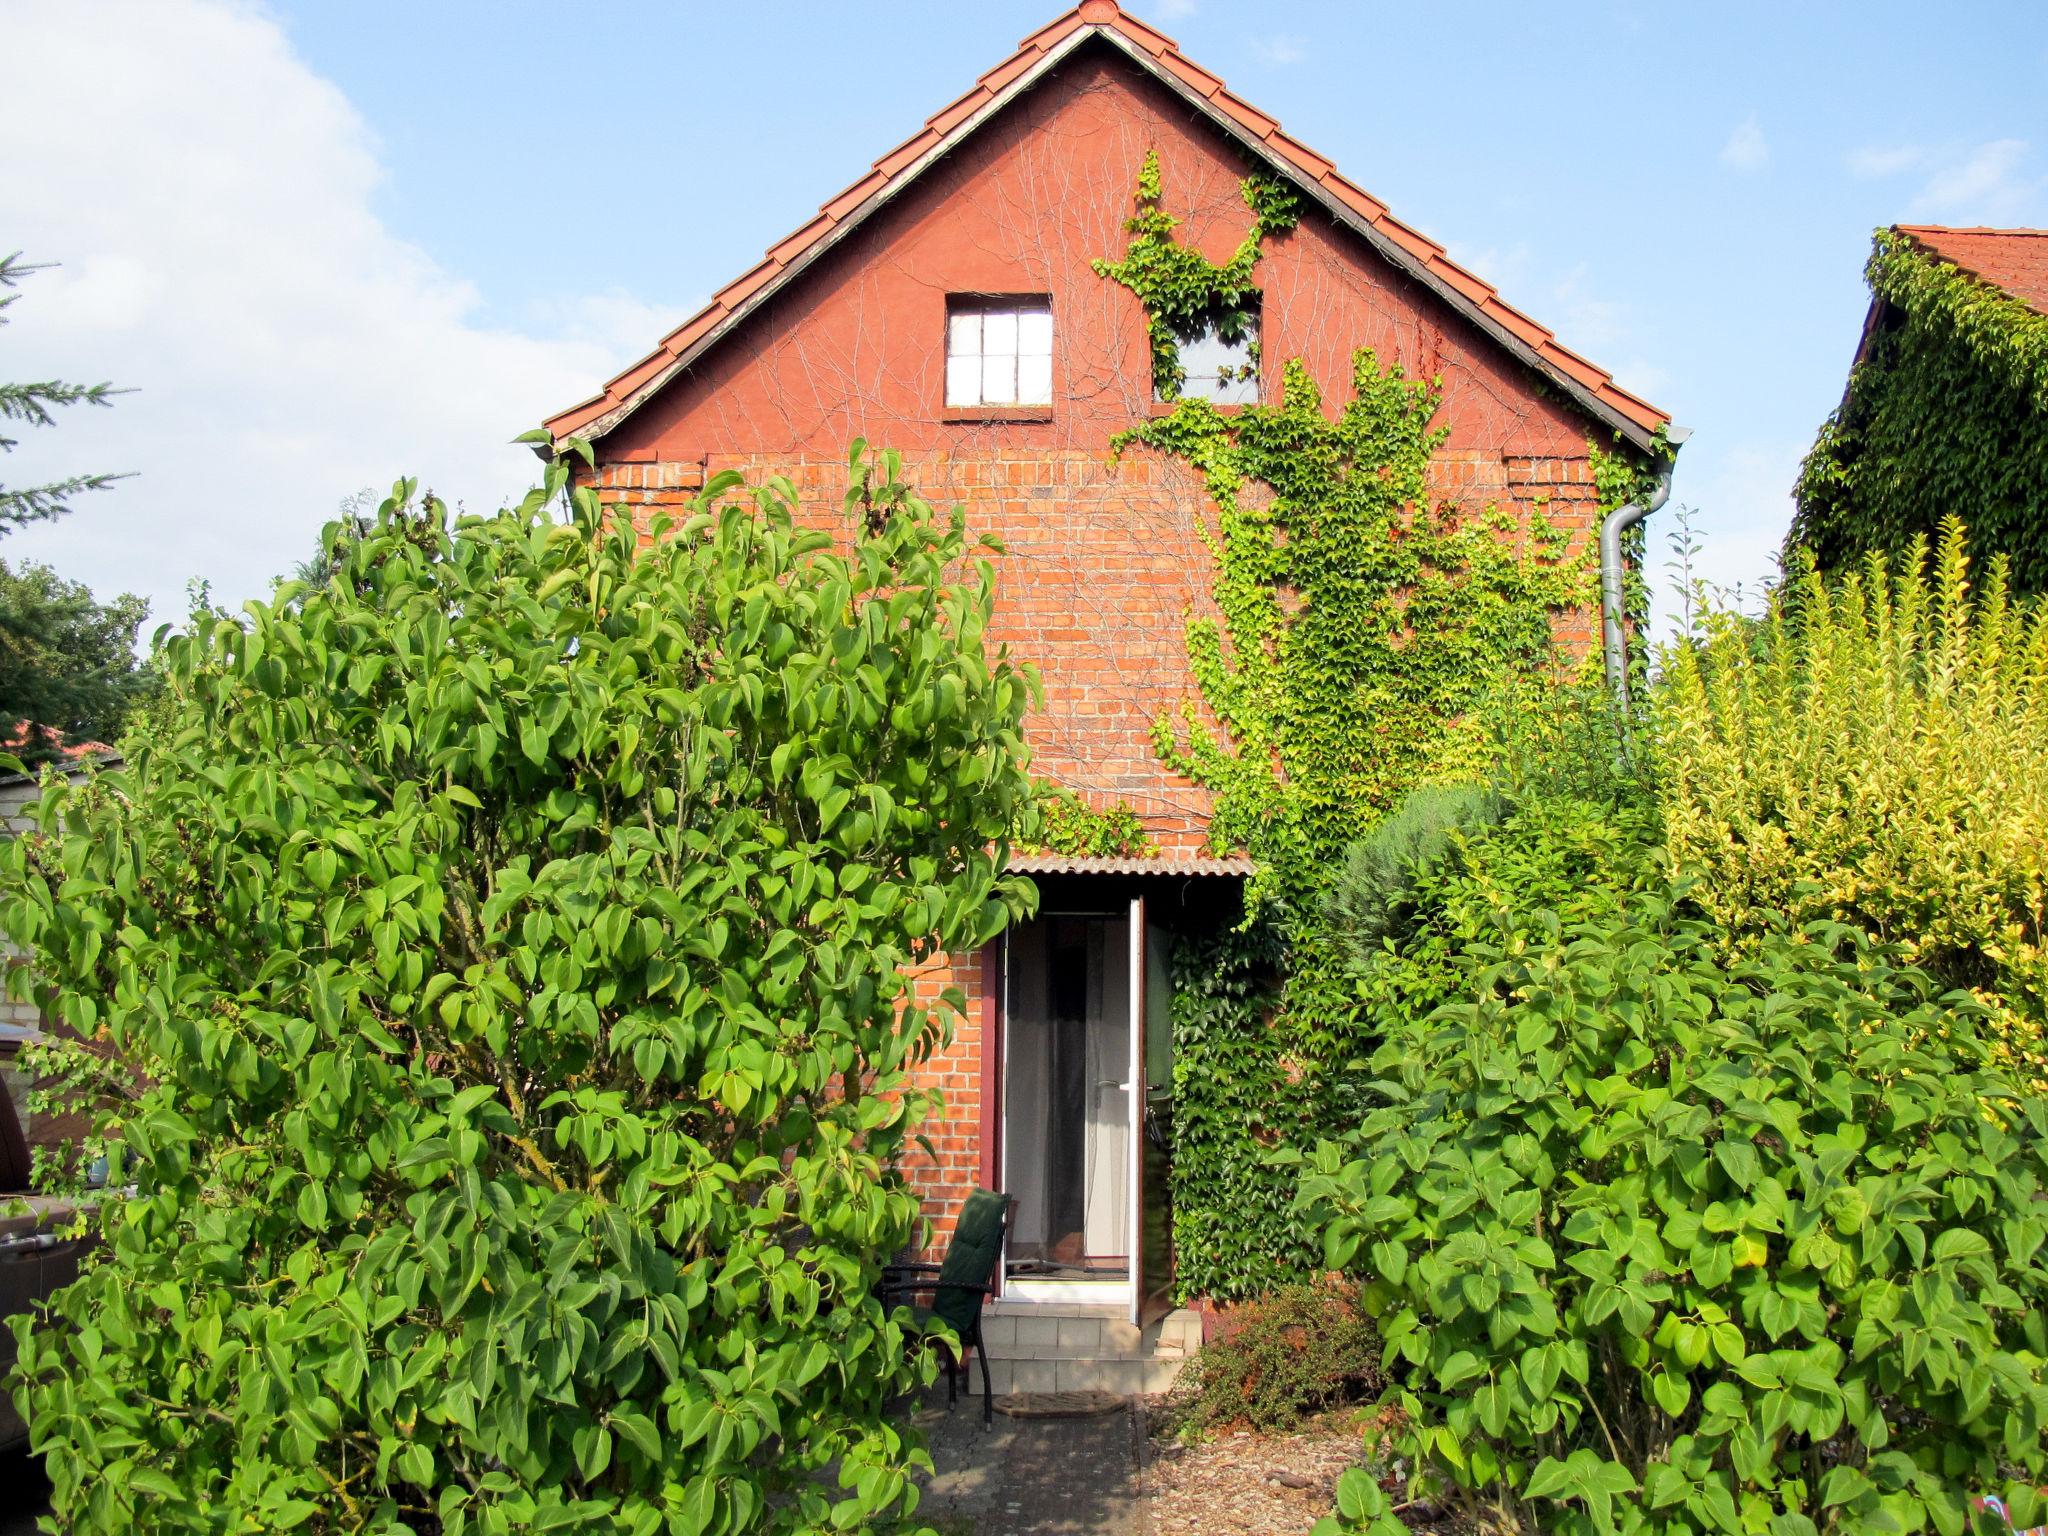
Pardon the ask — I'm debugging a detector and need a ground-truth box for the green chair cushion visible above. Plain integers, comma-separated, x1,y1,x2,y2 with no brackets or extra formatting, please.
930,1188,1008,1337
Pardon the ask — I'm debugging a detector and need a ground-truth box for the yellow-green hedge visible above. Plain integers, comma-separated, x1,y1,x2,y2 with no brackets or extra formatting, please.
1658,519,2048,1081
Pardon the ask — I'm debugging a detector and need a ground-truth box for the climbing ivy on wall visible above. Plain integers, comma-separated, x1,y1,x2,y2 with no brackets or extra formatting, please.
1091,150,1300,399
1018,786,1152,859
1094,153,1609,1299
1791,227,2048,592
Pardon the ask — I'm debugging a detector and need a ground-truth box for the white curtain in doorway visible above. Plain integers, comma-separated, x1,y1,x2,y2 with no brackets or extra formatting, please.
1082,918,1130,1259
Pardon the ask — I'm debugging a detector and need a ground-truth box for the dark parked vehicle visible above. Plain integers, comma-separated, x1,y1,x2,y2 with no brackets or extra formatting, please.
0,1085,87,1453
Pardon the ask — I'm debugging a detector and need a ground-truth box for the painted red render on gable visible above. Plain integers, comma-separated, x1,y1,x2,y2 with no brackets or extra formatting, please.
1895,226,2048,317
544,3,1669,449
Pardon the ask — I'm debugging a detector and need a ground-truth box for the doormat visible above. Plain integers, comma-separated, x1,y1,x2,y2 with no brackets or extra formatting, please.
996,1390,1127,1419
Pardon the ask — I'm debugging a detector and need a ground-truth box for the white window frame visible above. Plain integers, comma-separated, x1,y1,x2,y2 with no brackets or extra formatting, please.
946,297,1053,409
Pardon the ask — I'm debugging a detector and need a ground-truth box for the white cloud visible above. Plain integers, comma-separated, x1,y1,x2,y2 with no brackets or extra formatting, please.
1846,137,2048,224
1719,114,1769,171
1848,144,1927,179
1,0,675,625
1910,138,2045,222
1251,33,1308,66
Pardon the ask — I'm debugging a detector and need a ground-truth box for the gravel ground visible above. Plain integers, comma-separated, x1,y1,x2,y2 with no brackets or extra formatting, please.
1142,1408,1366,1536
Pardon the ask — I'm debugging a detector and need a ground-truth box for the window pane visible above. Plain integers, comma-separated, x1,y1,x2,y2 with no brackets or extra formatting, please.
983,309,1018,358
948,311,980,358
1018,307,1052,357
982,350,1017,403
1018,352,1052,405
1171,311,1257,404
947,352,982,406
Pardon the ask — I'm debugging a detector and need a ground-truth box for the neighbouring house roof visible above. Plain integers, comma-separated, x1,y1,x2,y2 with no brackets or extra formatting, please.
1008,851,1252,877
1893,226,2048,317
544,0,1673,455
0,724,117,785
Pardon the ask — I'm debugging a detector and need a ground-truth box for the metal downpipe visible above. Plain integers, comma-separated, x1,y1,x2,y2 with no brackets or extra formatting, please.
1599,461,1675,712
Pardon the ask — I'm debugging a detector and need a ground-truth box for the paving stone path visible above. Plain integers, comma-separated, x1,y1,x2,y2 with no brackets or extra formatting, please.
915,1387,1147,1535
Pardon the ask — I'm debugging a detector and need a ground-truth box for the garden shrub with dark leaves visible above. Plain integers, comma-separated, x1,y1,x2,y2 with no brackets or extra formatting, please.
1301,804,2048,1536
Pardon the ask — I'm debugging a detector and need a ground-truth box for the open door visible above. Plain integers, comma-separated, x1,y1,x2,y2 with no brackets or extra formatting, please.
1002,909,1133,1302
1130,896,1176,1327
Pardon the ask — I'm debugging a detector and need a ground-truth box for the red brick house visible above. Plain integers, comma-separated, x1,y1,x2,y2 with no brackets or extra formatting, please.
544,2,1675,1387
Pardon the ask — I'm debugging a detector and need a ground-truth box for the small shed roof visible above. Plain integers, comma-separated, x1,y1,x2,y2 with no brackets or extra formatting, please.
1008,851,1251,877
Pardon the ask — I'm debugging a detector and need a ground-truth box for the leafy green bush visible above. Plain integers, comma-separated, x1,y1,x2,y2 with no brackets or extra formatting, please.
2,443,1036,1535
1324,785,1501,965
1660,519,2048,1085
1167,1280,1384,1436
1302,830,2048,1536
1338,795,1665,1106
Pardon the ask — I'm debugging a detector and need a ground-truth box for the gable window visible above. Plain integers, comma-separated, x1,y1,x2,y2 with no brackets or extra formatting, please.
1167,301,1261,405
946,297,1052,408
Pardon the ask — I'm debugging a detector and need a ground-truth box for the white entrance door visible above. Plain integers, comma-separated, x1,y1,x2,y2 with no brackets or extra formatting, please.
999,905,1143,1306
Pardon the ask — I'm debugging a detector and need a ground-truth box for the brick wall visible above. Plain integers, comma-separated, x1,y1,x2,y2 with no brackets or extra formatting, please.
587,442,1605,1257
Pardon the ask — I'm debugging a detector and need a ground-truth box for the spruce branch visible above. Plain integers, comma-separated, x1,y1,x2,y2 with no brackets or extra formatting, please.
0,250,134,532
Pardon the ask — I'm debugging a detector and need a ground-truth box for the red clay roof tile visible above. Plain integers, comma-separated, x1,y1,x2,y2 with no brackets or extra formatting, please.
1106,11,1174,55
1426,254,1496,306
1211,90,1279,141
1016,9,1087,52
606,351,674,402
1483,303,1552,350
661,309,724,357
873,128,942,180
714,260,781,311
1318,172,1388,224
822,169,891,222
1155,50,1223,98
927,85,994,138
1267,131,1334,182
978,49,1043,93
1376,218,1443,263
544,0,1672,444
1538,343,1609,391
769,216,835,268
1894,225,2048,317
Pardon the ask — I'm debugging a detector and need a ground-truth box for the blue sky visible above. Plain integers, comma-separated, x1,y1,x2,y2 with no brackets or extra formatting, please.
6,0,2046,632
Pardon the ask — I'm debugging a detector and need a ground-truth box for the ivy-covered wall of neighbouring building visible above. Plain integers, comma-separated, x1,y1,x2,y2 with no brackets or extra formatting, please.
1791,228,2048,592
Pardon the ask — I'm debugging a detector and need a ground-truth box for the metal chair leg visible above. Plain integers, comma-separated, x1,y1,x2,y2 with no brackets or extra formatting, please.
977,1339,993,1429
947,1351,958,1408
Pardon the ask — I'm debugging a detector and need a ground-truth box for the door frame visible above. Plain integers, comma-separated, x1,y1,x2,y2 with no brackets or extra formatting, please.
991,904,1142,1308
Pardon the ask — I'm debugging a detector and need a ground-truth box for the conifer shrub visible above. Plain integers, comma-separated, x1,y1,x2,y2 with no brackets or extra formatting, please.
1,444,1035,1535
1324,785,1502,965
1659,519,2048,1084
1302,805,2048,1536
